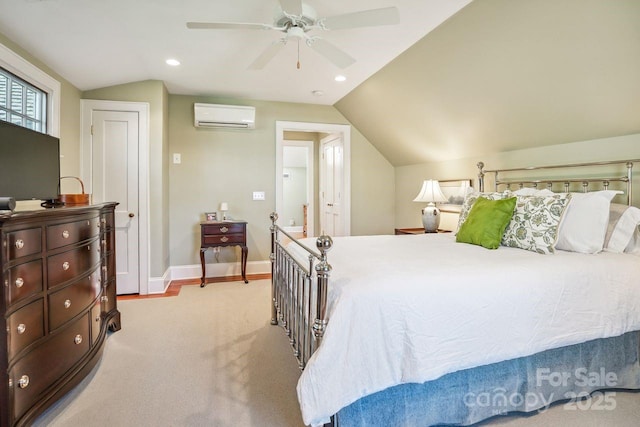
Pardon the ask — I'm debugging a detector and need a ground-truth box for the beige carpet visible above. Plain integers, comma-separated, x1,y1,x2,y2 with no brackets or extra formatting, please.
34,280,304,427
33,279,640,427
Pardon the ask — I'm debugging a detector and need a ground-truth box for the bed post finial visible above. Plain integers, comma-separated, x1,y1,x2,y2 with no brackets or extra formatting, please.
269,213,279,326
477,162,485,192
313,235,333,348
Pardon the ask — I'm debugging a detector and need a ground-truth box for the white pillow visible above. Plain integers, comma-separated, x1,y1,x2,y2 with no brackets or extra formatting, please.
555,190,622,254
604,204,640,253
625,227,640,255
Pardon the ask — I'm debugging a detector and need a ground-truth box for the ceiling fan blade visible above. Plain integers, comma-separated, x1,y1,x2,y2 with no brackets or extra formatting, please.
248,41,286,70
307,38,355,69
187,22,272,30
279,0,303,16
320,6,400,30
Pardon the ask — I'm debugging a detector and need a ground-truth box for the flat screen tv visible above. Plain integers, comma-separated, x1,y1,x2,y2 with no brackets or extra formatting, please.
0,120,60,201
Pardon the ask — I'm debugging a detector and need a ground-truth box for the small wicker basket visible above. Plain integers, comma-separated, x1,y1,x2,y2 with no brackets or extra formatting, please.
57,176,90,206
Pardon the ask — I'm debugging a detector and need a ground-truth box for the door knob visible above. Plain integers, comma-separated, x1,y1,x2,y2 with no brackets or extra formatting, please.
128,212,135,218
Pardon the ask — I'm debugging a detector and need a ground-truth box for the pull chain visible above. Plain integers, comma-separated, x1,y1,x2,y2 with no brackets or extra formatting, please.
297,39,301,69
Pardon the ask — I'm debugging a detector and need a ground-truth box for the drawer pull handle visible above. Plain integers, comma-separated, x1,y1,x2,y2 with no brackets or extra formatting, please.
18,375,29,389
15,239,24,249
101,295,109,303
62,261,70,271
95,315,101,322
220,236,229,243
17,324,26,334
15,277,24,288
64,299,71,309
62,230,70,239
87,220,90,226
220,226,229,233
74,334,83,345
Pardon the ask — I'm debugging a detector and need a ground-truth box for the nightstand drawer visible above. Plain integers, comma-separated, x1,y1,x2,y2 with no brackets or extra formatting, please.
203,233,244,245
202,223,245,235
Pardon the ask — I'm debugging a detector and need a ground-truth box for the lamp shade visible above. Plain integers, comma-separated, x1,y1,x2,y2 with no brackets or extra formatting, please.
413,180,447,203
219,202,228,211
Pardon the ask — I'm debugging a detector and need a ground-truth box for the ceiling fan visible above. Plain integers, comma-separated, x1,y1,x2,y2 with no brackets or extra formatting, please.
186,0,400,70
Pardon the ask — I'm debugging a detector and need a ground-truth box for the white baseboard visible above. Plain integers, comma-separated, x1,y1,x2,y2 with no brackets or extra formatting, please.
146,261,270,295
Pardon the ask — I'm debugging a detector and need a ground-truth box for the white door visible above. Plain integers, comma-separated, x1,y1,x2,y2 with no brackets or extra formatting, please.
89,110,140,295
320,134,344,237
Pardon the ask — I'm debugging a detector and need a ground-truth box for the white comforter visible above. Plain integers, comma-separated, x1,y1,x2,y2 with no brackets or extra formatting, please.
294,233,640,426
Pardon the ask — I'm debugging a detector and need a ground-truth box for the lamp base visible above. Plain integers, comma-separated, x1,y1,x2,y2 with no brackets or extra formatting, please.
421,205,441,233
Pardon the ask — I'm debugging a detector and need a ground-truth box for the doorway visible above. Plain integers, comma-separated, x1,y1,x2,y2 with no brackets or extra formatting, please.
282,141,313,238
275,121,351,237
81,100,149,295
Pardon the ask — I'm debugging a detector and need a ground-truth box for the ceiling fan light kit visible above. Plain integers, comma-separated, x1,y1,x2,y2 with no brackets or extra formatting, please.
187,0,399,70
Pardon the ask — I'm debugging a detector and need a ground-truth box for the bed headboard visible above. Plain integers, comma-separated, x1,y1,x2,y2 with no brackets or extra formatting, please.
477,159,640,206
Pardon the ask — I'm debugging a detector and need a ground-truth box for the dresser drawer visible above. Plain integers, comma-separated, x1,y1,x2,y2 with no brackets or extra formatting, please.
202,233,245,245
6,227,41,260
7,299,45,361
47,216,100,250
102,278,117,316
48,272,101,331
100,210,114,229
5,259,43,306
10,314,90,422
202,223,245,235
90,300,102,345
47,240,101,289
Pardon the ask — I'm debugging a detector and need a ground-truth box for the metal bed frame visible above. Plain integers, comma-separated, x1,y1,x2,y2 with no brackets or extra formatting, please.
269,158,639,425
478,159,637,205
269,212,332,370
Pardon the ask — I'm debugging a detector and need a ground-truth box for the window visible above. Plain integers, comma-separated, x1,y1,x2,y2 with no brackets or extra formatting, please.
0,42,60,137
0,67,47,132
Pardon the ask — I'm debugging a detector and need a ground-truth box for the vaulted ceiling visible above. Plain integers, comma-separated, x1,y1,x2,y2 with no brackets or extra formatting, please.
1,1,638,167
335,0,640,166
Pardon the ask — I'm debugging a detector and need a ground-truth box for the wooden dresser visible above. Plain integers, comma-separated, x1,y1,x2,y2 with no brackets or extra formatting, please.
0,203,121,427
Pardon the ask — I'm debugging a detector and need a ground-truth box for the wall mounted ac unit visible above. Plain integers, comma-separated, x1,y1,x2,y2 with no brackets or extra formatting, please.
194,103,256,129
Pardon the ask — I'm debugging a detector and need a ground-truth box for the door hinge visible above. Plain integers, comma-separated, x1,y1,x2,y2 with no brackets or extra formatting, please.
90,124,94,136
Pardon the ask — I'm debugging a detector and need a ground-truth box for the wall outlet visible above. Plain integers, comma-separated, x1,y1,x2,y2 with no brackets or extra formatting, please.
172,153,181,164
253,191,265,200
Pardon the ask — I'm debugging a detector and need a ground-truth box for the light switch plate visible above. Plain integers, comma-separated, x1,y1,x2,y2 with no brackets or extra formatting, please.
173,153,181,164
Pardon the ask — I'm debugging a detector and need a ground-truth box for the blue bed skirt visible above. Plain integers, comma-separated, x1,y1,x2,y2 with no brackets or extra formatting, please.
334,331,640,426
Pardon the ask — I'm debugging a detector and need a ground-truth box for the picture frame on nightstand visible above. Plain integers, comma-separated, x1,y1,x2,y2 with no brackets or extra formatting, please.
205,212,217,221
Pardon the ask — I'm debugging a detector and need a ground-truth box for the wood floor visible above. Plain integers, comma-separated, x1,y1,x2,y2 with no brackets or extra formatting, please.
117,273,272,301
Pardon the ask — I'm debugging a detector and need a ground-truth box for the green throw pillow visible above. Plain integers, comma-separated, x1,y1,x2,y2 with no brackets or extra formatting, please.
456,196,517,249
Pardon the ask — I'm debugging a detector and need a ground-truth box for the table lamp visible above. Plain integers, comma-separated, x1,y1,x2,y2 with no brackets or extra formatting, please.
219,202,228,220
413,180,447,232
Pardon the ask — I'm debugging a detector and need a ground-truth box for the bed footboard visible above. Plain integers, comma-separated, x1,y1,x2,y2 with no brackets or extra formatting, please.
270,213,332,370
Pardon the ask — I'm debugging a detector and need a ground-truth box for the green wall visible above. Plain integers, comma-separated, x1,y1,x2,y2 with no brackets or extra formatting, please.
168,95,396,267
396,133,640,228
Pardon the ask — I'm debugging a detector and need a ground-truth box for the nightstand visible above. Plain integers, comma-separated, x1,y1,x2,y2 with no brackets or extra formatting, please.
200,220,248,286
394,228,452,235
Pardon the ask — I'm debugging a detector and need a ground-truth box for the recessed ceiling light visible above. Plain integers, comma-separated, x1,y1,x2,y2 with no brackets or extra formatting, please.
166,59,180,66
312,90,324,97
334,75,346,82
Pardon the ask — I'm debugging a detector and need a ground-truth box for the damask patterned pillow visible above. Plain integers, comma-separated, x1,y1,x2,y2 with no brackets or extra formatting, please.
501,193,572,254
455,191,510,234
